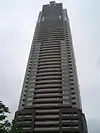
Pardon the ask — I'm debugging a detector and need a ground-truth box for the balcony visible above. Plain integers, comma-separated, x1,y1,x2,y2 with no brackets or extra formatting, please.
35,79,62,85
39,52,61,57
33,103,60,108
38,60,61,66
35,121,59,125
40,47,60,51
36,109,59,113
36,75,61,81
34,127,59,131
38,58,61,63
36,72,62,77
35,115,59,119
34,93,62,98
40,45,60,49
37,64,61,69
39,55,61,60
39,49,61,54
38,61,61,66
34,88,62,93
35,84,62,89
33,98,61,103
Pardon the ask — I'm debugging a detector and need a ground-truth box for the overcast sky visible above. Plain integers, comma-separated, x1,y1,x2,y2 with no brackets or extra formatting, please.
0,0,100,133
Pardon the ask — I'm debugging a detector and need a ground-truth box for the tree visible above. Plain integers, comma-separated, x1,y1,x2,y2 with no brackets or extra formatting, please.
0,101,11,133
0,101,23,133
10,119,23,133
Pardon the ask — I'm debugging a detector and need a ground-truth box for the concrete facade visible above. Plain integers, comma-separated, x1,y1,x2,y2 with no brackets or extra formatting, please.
14,1,88,133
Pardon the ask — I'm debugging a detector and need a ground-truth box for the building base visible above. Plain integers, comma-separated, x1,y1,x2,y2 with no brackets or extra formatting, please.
13,107,88,133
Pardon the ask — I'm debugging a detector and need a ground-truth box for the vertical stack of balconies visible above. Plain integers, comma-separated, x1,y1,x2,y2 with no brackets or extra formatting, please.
33,8,65,131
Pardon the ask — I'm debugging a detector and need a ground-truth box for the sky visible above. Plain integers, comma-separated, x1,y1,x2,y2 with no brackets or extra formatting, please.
0,0,100,132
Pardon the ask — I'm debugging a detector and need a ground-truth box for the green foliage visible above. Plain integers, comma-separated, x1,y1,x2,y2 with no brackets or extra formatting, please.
0,101,23,133
11,119,23,133
0,101,11,133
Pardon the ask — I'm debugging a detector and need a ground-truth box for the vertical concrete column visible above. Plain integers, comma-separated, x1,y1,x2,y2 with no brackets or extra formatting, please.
61,40,71,105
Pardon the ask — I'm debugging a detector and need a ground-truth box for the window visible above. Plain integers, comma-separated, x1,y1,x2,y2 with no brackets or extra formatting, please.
42,17,44,21
72,102,76,105
74,126,79,129
69,75,73,79
71,92,75,95
67,52,71,55
26,81,28,84
26,74,29,77
70,82,74,85
70,86,74,89
63,96,69,100
68,60,72,63
24,115,32,118
63,91,69,95
67,48,70,51
30,61,32,63
26,102,32,106
24,94,26,97
73,114,78,116
68,54,71,57
28,70,31,73
67,42,69,44
63,100,70,105
72,97,75,100
29,66,31,69
69,64,72,67
22,104,24,106
27,93,34,97
26,77,29,80
68,57,72,60
69,67,72,70
27,97,33,101
69,69,73,72
67,46,70,49
70,77,74,81
28,88,34,92
25,85,28,88
62,114,70,117
24,90,27,92
22,127,31,130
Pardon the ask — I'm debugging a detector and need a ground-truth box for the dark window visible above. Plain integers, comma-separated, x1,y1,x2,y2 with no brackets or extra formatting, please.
26,81,28,84
72,102,76,105
25,85,28,88
24,94,26,97
71,92,75,95
70,78,74,81
26,77,29,80
29,67,31,69
68,60,72,63
22,104,24,106
69,67,72,70
68,54,71,57
69,63,72,66
67,52,71,55
72,97,75,100
70,82,74,85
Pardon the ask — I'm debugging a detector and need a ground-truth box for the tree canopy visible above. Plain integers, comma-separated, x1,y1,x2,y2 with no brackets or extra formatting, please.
0,101,11,133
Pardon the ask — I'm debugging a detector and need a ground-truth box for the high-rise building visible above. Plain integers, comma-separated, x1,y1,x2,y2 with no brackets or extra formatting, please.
14,1,88,133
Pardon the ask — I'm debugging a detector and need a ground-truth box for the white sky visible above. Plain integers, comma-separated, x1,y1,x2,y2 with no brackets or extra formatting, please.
0,0,100,132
